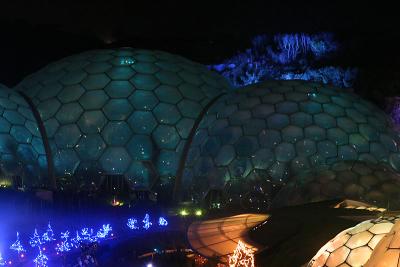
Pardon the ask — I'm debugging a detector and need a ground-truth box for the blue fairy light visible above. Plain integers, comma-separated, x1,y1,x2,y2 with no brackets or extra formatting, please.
96,224,112,239
33,248,48,267
143,214,152,230
41,222,55,243
71,231,82,248
127,218,139,230
158,217,168,226
81,228,97,243
29,229,43,248
55,231,71,253
0,253,5,266
10,232,26,253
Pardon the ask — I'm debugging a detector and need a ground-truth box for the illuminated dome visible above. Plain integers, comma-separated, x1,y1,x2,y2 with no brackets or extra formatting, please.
272,161,400,210
0,84,47,187
15,48,231,192
181,80,400,203
365,220,400,267
309,215,400,267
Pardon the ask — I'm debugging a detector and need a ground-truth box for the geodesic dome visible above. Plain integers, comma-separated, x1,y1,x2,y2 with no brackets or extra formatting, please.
15,48,231,193
181,80,400,203
0,84,47,187
364,220,400,267
272,161,400,210
309,215,400,267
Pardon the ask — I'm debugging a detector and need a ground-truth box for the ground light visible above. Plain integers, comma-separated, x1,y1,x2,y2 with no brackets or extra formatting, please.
179,209,189,216
146,263,153,267
195,209,203,216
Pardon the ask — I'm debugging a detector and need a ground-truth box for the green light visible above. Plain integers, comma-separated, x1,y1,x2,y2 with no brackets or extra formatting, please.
195,209,203,216
180,209,189,216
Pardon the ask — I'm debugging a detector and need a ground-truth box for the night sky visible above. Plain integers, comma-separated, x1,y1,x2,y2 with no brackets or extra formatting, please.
1,1,399,103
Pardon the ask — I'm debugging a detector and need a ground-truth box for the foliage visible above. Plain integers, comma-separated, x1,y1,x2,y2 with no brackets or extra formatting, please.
209,33,357,88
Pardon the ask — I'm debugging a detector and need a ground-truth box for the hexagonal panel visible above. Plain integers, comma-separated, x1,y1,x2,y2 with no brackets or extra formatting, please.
55,103,83,124
102,99,133,120
77,111,107,134
127,135,154,160
102,121,132,145
54,124,82,148
128,111,157,134
81,73,110,90
75,134,106,160
100,147,131,174
155,85,182,104
128,90,158,110
152,125,180,149
153,103,181,124
79,90,109,110
104,80,134,98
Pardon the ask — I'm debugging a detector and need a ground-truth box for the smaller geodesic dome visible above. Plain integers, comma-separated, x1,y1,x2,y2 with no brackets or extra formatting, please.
309,215,400,267
272,161,400,210
364,220,400,266
182,80,400,203
0,84,47,187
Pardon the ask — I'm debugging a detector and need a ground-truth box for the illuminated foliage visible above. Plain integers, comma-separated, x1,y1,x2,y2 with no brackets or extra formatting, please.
209,33,357,88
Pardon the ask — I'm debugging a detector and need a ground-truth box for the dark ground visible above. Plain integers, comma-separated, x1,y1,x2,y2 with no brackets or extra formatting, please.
0,1,399,106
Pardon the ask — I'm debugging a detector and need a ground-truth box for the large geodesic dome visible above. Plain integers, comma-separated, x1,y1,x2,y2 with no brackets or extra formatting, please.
181,80,400,203
0,83,48,187
15,48,231,193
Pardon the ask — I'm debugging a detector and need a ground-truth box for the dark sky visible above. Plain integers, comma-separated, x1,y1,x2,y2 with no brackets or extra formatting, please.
1,1,400,98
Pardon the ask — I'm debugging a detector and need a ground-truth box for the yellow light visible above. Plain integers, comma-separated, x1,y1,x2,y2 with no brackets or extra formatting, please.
180,209,189,216
0,178,12,188
195,209,203,216
229,240,255,267
111,197,124,207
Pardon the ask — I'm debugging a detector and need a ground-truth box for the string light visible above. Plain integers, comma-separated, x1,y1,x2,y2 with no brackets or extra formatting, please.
10,232,26,254
96,224,112,239
71,231,82,248
3,213,169,263
0,253,5,266
228,240,255,267
143,214,152,230
81,228,97,243
158,217,168,226
55,231,71,253
41,222,55,243
127,218,139,230
33,248,48,267
29,229,44,248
